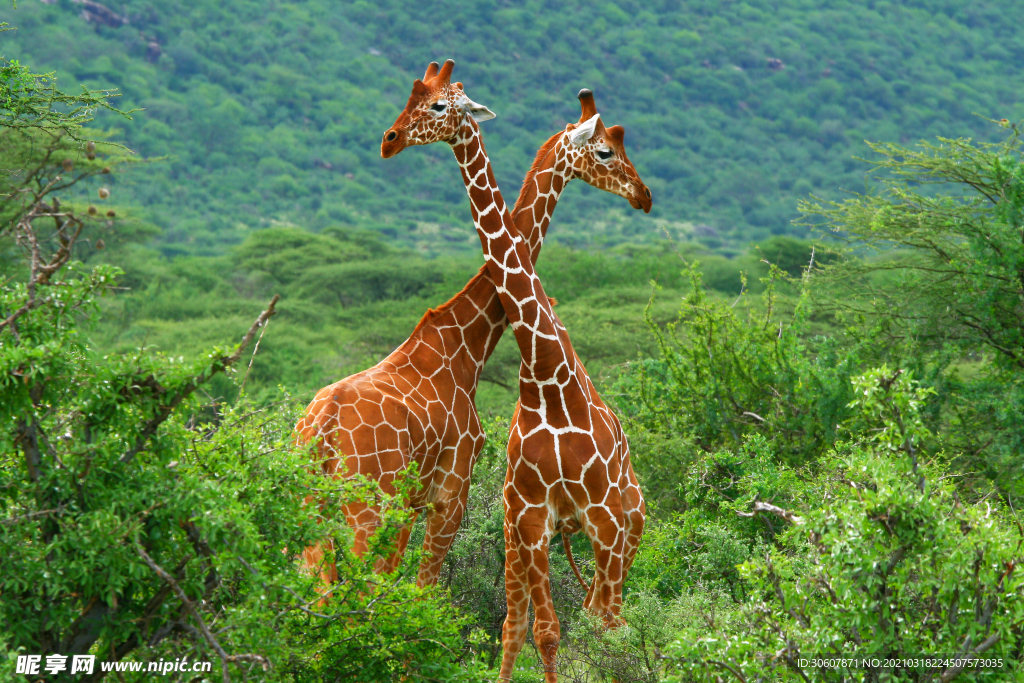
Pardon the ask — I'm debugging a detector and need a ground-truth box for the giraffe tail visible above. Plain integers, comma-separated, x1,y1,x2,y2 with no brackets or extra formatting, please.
562,531,589,593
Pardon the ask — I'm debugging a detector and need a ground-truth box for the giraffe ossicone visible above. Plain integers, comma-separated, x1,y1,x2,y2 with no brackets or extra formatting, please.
381,60,647,683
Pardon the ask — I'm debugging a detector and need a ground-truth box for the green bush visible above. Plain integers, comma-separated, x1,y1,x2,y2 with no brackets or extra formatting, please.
617,261,863,467
664,441,1024,681
565,370,1024,682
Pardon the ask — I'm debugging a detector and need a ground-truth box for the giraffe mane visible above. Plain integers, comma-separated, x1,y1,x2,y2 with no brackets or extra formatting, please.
409,265,491,337
410,268,559,339
411,129,565,338
511,130,564,219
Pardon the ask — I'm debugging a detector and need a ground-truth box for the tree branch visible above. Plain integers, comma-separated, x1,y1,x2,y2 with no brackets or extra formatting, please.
737,501,804,525
119,295,279,465
707,659,748,682
136,545,269,682
0,505,63,526
939,633,1001,682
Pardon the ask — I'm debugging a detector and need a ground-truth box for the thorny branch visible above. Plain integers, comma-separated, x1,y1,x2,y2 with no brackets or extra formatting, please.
136,545,270,683
1,188,86,334
118,294,279,466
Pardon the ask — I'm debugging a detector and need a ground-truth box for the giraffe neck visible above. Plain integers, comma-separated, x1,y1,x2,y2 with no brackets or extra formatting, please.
400,133,573,391
511,134,570,264
449,117,569,383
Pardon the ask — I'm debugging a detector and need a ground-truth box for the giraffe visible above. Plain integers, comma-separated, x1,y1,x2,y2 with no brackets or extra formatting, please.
381,60,648,682
296,66,651,591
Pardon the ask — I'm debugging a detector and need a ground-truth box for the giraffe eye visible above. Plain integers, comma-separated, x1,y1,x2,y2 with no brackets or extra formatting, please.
430,102,447,112
596,149,614,160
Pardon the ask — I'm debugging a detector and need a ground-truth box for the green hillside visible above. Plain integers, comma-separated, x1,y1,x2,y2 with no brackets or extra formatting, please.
3,0,1023,255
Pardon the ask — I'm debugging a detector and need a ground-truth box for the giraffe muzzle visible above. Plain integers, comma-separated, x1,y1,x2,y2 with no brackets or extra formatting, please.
631,185,653,213
381,129,405,158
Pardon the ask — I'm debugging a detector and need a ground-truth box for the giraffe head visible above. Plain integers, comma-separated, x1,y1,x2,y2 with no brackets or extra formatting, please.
562,89,652,213
381,59,496,159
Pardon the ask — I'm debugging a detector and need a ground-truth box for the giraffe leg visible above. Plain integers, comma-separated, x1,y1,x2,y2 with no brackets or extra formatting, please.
510,507,560,683
339,496,419,576
530,562,561,683
582,557,596,612
302,538,339,585
345,501,380,558
375,511,418,575
498,517,532,682
346,501,412,576
582,505,627,630
416,435,478,586
621,491,645,578
301,493,339,591
415,494,467,586
621,461,646,580
609,466,645,622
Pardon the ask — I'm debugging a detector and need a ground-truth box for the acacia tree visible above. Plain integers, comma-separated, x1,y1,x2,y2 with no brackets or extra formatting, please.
1,21,131,137
801,122,1024,495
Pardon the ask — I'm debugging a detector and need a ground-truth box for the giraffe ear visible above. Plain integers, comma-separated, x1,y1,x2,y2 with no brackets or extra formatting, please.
569,114,600,147
463,97,496,122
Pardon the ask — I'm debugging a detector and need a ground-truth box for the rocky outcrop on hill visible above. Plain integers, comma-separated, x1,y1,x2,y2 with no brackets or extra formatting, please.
71,0,128,28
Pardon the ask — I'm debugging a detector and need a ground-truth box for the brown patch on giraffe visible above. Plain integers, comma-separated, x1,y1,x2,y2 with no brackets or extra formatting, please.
468,184,492,208
408,266,490,337
532,202,546,227
512,130,562,216
354,399,385,426
545,194,558,218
